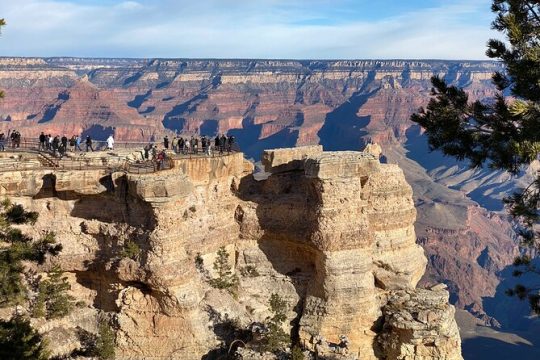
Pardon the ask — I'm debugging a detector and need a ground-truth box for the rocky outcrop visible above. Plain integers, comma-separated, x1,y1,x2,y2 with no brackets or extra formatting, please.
0,59,512,325
0,148,462,359
378,285,461,360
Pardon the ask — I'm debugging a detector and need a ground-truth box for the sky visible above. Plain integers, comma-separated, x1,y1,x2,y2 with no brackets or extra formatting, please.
0,0,499,60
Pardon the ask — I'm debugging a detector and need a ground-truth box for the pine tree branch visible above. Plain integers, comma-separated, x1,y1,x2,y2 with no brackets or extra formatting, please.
525,3,540,24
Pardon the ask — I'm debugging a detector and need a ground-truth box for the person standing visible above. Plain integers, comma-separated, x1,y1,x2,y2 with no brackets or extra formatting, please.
163,135,169,150
220,134,227,154
184,138,190,154
205,137,212,156
201,136,207,154
10,131,16,148
143,144,150,160
227,135,235,153
214,135,220,154
52,136,60,157
75,135,83,151
69,136,76,152
178,137,184,154
61,135,68,151
106,135,115,150
85,135,94,152
48,134,53,150
0,133,5,151
172,136,178,153
39,132,46,151
193,136,199,154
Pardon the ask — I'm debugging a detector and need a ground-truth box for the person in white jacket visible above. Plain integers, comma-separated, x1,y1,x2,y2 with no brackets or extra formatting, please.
106,135,115,150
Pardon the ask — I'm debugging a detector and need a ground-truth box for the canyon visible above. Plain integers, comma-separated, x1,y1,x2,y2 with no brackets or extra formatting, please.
0,147,462,359
0,57,538,354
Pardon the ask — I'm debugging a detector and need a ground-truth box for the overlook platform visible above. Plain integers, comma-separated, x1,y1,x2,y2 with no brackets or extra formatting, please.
0,146,240,175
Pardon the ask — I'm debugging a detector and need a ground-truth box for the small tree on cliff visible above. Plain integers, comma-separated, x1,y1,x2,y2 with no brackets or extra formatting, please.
411,0,540,313
94,318,116,360
32,265,75,319
0,200,62,306
0,314,50,360
262,293,290,353
209,246,238,291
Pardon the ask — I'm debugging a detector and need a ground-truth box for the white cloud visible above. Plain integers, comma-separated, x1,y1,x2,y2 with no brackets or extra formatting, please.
0,0,499,59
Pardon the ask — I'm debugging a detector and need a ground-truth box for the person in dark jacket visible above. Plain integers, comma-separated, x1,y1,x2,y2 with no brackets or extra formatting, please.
39,132,46,151
178,137,185,154
85,135,94,152
220,134,227,154
201,136,207,153
52,136,60,157
61,135,68,150
143,144,150,160
227,135,235,153
163,135,169,149
69,136,76,152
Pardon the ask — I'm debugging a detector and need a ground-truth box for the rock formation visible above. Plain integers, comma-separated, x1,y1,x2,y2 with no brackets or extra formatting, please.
0,57,521,330
0,147,462,359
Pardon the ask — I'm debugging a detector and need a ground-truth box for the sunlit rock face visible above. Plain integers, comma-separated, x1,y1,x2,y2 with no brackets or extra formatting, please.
0,148,461,359
0,58,499,154
0,57,519,328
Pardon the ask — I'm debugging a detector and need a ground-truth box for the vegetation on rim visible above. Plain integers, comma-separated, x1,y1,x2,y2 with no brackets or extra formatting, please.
412,0,540,313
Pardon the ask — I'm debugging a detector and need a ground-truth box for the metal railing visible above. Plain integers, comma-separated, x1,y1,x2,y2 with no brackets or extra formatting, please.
0,138,240,174
124,158,174,174
2,138,240,155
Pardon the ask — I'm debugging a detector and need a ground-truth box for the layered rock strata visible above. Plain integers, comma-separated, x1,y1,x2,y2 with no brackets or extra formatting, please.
0,148,462,359
0,57,519,327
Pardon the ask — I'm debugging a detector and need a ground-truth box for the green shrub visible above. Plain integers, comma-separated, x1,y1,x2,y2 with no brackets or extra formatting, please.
0,202,62,307
262,293,290,353
5,204,38,225
209,246,238,291
0,315,50,360
195,252,204,271
240,265,260,277
94,319,115,360
32,265,75,319
292,345,305,360
0,253,26,306
120,240,140,261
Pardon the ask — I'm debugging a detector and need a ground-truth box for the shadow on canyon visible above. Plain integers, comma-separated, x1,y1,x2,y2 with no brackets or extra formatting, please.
233,171,319,348
482,261,540,332
458,261,540,359
404,125,511,212
462,336,540,360
229,122,300,161
318,91,373,152
32,173,157,312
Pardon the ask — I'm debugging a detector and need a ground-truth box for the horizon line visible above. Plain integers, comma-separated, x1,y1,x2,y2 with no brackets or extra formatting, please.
0,55,500,63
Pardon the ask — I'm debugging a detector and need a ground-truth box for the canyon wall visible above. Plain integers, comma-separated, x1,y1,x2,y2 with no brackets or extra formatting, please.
0,57,522,328
0,58,500,151
0,148,462,359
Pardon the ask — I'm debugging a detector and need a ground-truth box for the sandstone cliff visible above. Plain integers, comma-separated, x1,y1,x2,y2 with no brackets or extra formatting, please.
0,147,462,359
0,56,519,333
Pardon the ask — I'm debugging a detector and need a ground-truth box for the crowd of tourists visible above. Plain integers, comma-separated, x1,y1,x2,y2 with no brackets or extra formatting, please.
158,134,235,156
0,130,237,173
0,130,22,151
139,134,236,170
35,132,107,157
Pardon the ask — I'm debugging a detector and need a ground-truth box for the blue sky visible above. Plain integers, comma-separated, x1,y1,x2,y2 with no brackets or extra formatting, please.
0,0,498,59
